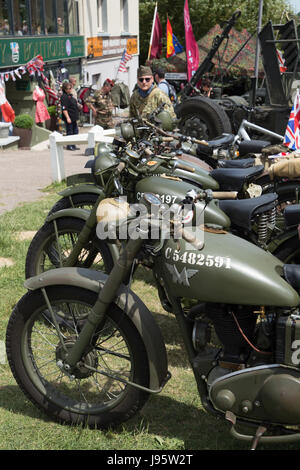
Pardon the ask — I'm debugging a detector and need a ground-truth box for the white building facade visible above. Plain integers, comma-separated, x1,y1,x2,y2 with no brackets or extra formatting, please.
78,0,139,93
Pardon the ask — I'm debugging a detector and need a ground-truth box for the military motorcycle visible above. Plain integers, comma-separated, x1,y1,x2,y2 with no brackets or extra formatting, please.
24,149,230,279
25,137,300,279
49,134,265,216
7,189,300,449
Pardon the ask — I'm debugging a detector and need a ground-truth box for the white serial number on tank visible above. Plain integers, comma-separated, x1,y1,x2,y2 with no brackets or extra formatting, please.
136,192,178,204
165,248,232,269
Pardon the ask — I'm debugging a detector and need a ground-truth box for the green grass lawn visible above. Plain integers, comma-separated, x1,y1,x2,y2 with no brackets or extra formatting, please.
0,184,298,451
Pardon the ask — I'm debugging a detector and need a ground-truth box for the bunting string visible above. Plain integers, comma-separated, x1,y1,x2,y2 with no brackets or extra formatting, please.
0,54,59,103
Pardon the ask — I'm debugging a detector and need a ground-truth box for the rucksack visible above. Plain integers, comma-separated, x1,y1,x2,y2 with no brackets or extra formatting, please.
167,82,177,104
111,82,130,109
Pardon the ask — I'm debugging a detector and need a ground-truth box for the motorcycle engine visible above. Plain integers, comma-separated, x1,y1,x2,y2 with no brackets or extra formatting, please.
195,306,300,426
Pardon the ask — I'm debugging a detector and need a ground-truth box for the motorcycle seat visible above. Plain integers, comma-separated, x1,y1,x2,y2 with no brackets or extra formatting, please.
283,264,300,294
210,165,265,192
197,134,235,156
238,140,271,157
218,158,255,169
284,204,300,228
219,193,278,230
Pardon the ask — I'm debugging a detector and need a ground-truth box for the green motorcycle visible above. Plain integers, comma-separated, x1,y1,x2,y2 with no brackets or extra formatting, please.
7,190,300,448
25,148,229,278
25,142,300,279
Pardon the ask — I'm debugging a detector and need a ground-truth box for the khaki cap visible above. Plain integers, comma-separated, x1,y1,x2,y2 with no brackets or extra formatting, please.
137,66,153,78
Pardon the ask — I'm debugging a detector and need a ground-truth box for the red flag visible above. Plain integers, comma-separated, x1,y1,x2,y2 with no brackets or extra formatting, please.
184,0,199,80
166,17,175,58
149,3,162,60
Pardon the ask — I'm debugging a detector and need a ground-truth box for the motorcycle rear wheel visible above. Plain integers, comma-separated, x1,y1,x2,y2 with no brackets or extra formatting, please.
25,217,113,279
6,286,150,428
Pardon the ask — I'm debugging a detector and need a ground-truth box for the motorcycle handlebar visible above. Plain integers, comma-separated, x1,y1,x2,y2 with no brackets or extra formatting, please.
211,191,238,199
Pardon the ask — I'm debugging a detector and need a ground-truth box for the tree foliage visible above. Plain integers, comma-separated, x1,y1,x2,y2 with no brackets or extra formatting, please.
139,0,295,64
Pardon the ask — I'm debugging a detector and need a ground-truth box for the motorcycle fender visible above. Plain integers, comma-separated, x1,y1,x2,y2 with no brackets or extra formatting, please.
24,267,169,391
262,181,300,198
58,184,104,197
46,208,90,223
66,174,94,186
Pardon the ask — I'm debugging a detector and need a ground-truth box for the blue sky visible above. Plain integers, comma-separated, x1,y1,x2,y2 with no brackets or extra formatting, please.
288,0,300,12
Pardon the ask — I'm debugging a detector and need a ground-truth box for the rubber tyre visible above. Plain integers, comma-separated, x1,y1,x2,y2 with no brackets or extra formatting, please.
175,96,232,140
6,286,150,428
25,217,113,278
273,234,300,264
48,193,99,216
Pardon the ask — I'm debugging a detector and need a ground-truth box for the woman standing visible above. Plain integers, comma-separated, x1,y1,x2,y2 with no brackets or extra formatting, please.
61,81,80,151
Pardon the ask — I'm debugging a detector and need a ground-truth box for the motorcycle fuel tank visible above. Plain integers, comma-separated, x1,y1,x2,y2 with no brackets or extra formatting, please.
135,176,230,227
160,228,300,307
143,157,220,190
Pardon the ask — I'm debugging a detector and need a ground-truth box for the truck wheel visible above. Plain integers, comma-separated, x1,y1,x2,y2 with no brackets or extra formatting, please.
175,96,232,140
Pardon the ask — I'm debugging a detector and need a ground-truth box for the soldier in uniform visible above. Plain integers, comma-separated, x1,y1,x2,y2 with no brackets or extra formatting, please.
129,66,176,120
86,79,115,129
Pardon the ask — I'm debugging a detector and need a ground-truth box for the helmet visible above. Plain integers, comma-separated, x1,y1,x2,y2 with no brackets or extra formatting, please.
96,197,130,242
156,110,174,131
120,122,135,140
93,143,118,183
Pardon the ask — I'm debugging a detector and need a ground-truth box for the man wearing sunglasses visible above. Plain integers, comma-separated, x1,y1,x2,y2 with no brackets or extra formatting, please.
129,66,176,121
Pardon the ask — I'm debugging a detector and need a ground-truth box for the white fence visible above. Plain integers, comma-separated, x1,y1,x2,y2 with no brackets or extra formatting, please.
49,125,116,182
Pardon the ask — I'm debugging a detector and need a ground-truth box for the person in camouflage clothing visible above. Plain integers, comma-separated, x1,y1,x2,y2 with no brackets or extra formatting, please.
86,79,115,129
129,66,176,120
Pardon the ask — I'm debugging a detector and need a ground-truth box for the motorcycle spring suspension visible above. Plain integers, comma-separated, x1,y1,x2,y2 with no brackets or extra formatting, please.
257,208,276,246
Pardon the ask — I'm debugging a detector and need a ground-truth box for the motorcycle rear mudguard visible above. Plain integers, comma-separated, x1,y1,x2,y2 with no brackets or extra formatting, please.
58,184,104,198
261,179,300,203
46,208,120,265
24,267,169,392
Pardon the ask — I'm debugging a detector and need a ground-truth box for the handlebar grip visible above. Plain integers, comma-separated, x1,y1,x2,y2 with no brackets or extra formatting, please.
211,191,238,199
117,162,126,173
175,163,195,173
181,228,204,250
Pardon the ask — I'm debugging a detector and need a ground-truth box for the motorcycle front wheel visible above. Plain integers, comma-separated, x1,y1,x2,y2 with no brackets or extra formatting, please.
25,216,113,279
48,193,99,216
6,286,150,428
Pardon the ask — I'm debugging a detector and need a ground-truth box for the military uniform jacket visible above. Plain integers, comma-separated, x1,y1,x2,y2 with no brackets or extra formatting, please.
86,89,114,120
129,84,176,119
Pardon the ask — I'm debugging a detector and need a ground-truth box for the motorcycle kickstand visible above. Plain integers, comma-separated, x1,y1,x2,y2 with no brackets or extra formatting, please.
225,411,267,450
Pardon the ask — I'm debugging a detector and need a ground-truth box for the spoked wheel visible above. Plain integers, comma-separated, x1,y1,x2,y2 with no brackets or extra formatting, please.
48,193,99,216
6,286,150,428
25,217,113,278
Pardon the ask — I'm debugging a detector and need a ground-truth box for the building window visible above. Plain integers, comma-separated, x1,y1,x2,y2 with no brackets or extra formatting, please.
0,1,10,35
97,0,107,32
57,0,67,34
121,0,128,33
31,0,43,34
45,0,55,34
12,0,30,35
0,0,78,36
66,0,78,35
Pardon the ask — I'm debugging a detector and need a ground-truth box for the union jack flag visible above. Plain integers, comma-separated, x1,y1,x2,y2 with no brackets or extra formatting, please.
283,89,300,150
276,49,287,73
118,49,132,73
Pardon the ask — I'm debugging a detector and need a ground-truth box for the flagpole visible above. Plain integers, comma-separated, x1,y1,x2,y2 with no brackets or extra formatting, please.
147,2,158,61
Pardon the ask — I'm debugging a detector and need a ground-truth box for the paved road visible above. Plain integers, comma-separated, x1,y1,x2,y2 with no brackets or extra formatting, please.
0,143,90,215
